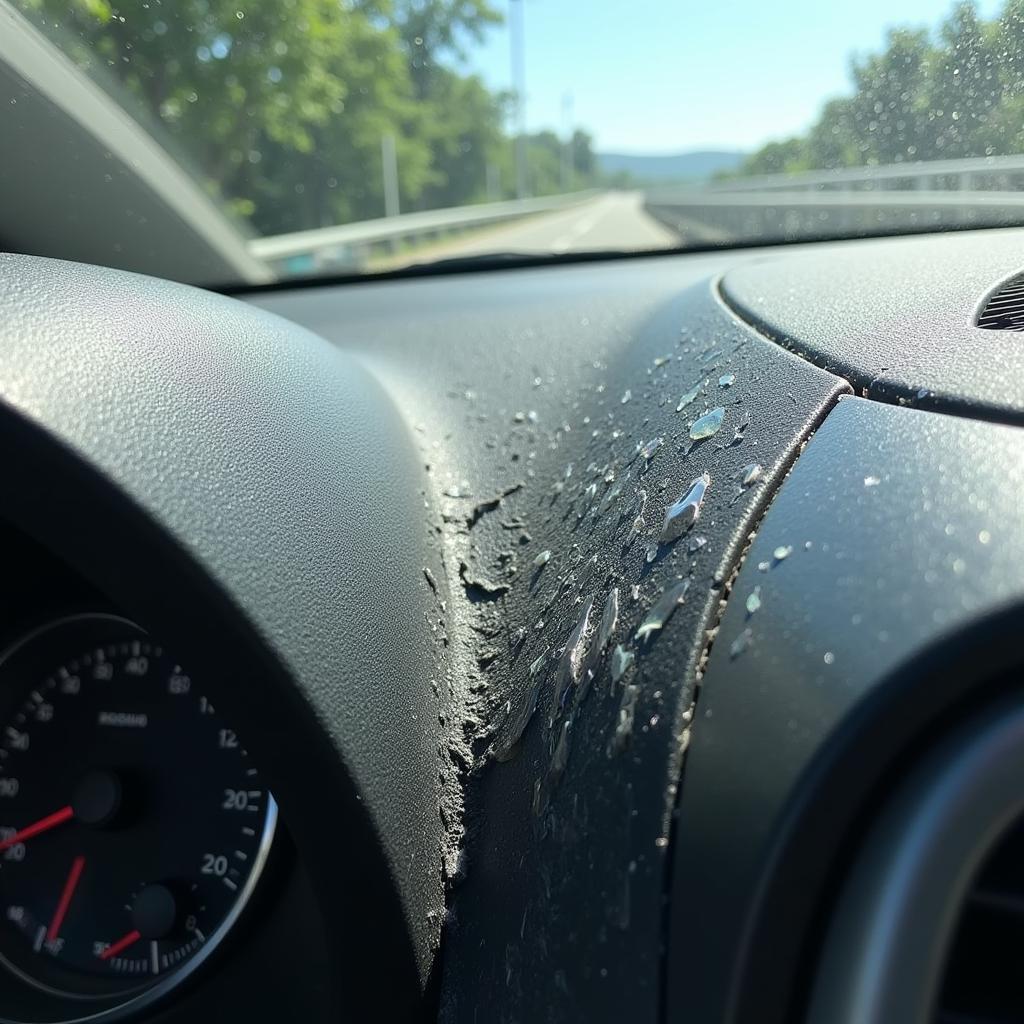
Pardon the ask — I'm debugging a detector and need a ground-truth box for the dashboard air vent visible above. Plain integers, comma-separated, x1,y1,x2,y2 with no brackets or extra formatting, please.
977,274,1024,330
807,696,1024,1024
935,814,1024,1022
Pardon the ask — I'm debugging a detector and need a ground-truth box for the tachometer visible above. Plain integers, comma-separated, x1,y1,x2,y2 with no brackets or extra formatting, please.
0,615,275,1020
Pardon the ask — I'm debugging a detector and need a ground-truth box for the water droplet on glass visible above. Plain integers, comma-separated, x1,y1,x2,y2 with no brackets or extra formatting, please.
979,530,991,545
864,475,881,487
550,716,573,782
660,473,710,542
630,584,640,602
598,588,619,650
719,373,735,388
740,464,763,487
689,407,726,441
621,389,632,405
640,437,664,461
496,648,552,760
757,560,770,572
823,651,835,665
676,384,701,412
636,580,690,642
531,777,545,816
610,643,634,683
552,596,595,714
607,684,640,756
730,628,753,658
653,355,670,368
773,545,793,561
584,482,597,502
599,473,627,513
533,550,551,568
746,587,761,615
628,490,648,543
645,542,658,563
688,535,707,554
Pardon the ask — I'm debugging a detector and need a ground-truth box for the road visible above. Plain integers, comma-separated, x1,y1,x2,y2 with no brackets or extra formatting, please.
419,190,678,262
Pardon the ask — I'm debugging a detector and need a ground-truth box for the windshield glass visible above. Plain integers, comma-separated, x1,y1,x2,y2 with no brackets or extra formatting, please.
4,0,1021,283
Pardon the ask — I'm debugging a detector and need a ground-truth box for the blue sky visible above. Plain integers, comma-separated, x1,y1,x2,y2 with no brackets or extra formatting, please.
465,0,1002,154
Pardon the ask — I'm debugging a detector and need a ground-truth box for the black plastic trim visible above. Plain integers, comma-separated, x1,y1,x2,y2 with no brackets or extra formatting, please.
807,692,1024,1023
668,396,1024,1024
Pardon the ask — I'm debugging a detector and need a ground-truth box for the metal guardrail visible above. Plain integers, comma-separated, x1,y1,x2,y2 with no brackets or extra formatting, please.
643,189,1024,245
708,154,1024,194
250,190,600,273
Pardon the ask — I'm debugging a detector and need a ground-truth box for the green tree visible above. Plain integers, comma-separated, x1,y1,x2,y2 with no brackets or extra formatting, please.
16,0,518,231
17,0,436,230
926,2,1001,159
843,27,934,165
740,137,809,175
391,0,505,210
738,0,1024,175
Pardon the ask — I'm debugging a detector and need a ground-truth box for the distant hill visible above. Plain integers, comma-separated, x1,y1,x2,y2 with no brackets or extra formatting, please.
597,150,746,183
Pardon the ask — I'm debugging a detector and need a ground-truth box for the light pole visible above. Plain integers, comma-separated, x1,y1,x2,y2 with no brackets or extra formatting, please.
510,0,527,199
561,91,574,192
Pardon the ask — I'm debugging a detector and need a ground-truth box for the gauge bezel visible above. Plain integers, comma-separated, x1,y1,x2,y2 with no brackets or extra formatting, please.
0,613,278,1024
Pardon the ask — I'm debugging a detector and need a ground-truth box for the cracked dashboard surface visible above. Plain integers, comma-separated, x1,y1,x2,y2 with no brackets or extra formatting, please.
0,228,1023,1023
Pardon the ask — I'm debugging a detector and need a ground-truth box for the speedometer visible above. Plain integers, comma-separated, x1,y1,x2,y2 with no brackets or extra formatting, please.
0,615,276,1021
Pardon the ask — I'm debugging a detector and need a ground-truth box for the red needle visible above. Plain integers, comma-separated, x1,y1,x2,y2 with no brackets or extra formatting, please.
98,929,141,961
0,805,73,852
47,855,85,942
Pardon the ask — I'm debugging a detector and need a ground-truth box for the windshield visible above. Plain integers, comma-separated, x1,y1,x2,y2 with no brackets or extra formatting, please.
4,0,1022,284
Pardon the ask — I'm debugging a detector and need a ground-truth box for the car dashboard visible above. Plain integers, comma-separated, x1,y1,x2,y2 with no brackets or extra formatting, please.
0,226,1022,1023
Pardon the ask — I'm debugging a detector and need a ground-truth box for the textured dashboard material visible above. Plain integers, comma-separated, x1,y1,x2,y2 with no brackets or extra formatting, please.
255,259,849,1023
0,253,450,1019
720,227,1024,423
673,396,1024,1023
7,237,1021,1024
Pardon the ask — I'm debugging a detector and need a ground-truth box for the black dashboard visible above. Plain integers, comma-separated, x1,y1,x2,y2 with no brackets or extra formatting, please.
0,227,1022,1023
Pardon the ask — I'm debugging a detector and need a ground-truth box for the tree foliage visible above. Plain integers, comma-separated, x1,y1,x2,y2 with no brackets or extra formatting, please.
738,0,1024,176
16,0,600,232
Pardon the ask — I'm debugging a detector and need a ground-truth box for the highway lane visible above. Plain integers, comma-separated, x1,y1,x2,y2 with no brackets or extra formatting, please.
415,190,679,262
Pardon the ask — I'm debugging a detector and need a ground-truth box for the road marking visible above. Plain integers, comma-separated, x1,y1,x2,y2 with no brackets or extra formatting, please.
550,194,622,251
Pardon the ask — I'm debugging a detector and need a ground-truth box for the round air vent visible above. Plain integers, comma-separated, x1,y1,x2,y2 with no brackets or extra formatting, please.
807,696,1024,1024
937,815,1024,1021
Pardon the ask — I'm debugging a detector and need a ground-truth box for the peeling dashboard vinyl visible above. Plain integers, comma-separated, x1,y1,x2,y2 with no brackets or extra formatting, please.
254,261,850,1023
5,239,1024,1024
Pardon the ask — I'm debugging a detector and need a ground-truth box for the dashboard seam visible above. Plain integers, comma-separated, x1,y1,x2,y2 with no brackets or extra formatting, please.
658,380,852,1024
713,274,1024,429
